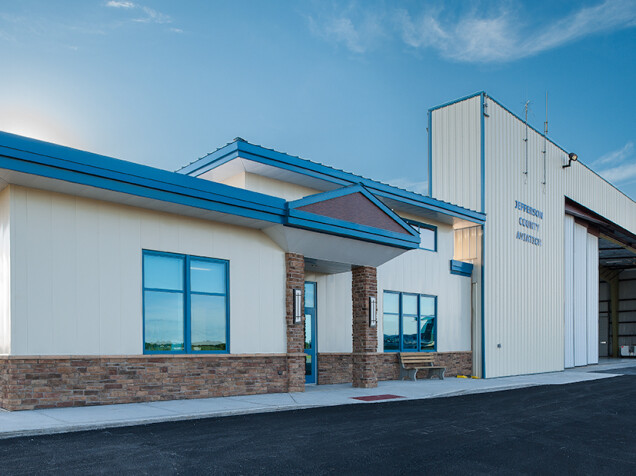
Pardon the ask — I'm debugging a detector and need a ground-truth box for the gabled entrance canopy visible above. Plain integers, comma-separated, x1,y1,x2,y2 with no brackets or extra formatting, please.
264,185,420,272
287,184,420,249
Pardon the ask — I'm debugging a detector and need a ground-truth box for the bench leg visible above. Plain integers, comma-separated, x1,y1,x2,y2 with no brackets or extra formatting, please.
399,368,418,381
426,368,445,380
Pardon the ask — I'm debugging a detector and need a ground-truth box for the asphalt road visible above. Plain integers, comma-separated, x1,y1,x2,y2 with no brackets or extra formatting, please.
1,374,635,475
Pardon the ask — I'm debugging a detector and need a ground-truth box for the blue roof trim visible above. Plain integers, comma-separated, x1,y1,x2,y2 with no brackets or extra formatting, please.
480,92,486,213
485,95,569,156
288,184,420,239
427,110,433,197
0,132,286,223
428,91,485,113
177,143,242,176
0,131,424,250
179,140,486,225
450,259,473,277
484,96,635,205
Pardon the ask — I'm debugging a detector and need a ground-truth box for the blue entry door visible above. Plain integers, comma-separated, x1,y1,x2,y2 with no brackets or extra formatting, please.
304,282,317,384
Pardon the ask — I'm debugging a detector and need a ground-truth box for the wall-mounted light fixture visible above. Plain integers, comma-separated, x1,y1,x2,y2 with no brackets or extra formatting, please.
293,289,302,323
369,296,377,328
562,152,578,168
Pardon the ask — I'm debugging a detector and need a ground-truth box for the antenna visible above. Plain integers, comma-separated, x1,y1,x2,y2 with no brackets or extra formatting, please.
544,92,548,137
542,92,548,186
523,100,529,178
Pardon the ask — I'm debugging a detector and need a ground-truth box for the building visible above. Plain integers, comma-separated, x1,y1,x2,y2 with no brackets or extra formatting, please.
0,92,634,411
429,92,636,378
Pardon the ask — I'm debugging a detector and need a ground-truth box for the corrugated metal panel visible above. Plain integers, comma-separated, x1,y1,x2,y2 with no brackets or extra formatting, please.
586,233,599,364
573,223,588,366
566,164,636,236
9,185,287,355
431,96,482,212
563,215,574,368
429,94,635,378
482,99,565,377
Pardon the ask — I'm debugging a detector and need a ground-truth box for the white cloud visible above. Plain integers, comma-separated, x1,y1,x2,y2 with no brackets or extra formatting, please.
133,6,171,24
385,177,429,195
308,1,636,63
595,141,636,184
307,4,386,54
105,1,171,25
106,1,135,8
594,141,634,166
323,17,364,53
397,0,636,63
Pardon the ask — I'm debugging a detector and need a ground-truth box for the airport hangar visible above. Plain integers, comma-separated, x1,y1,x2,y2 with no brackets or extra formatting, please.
0,91,634,410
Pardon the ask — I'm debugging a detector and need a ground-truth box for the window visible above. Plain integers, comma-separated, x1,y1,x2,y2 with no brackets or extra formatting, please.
383,291,436,352
405,219,437,251
143,250,229,353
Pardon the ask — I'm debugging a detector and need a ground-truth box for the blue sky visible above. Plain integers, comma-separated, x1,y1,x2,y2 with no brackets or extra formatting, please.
1,0,635,200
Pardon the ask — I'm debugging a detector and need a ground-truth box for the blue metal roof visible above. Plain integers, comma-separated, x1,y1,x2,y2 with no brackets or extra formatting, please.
178,138,486,224
0,131,421,249
0,131,286,223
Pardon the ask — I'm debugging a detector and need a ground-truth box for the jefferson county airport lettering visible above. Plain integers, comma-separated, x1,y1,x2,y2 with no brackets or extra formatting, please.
515,200,543,247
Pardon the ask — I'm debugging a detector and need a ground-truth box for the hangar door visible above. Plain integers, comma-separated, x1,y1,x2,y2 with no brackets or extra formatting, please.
564,215,599,368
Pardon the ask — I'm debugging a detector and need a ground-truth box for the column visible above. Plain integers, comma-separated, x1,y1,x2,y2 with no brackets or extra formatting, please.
352,265,378,388
285,252,305,392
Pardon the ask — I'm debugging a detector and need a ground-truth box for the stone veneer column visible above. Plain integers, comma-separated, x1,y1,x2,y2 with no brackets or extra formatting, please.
285,252,305,392
352,265,378,388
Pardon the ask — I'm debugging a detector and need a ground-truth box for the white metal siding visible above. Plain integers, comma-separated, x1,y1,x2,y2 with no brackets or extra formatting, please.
482,99,565,377
586,233,599,364
9,186,287,356
566,165,636,238
378,224,472,353
433,94,635,377
573,223,588,366
563,215,575,368
0,188,10,354
431,96,482,211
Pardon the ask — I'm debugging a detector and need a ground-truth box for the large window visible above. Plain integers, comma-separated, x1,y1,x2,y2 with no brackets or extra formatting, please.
143,250,229,353
404,219,437,251
383,291,436,352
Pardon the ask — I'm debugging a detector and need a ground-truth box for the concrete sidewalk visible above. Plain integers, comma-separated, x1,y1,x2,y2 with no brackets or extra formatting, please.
1,358,634,440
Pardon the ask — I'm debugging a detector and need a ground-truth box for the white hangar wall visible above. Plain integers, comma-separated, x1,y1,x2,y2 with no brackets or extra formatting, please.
6,185,287,356
482,98,568,377
430,95,482,212
431,94,633,378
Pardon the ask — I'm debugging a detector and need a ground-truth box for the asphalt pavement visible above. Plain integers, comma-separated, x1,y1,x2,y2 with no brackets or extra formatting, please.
1,371,635,475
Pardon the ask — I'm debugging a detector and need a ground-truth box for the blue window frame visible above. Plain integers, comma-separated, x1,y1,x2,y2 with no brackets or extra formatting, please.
404,219,437,251
142,250,230,354
383,291,437,352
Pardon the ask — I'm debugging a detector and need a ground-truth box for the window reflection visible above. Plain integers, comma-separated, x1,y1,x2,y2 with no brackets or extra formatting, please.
382,291,437,353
